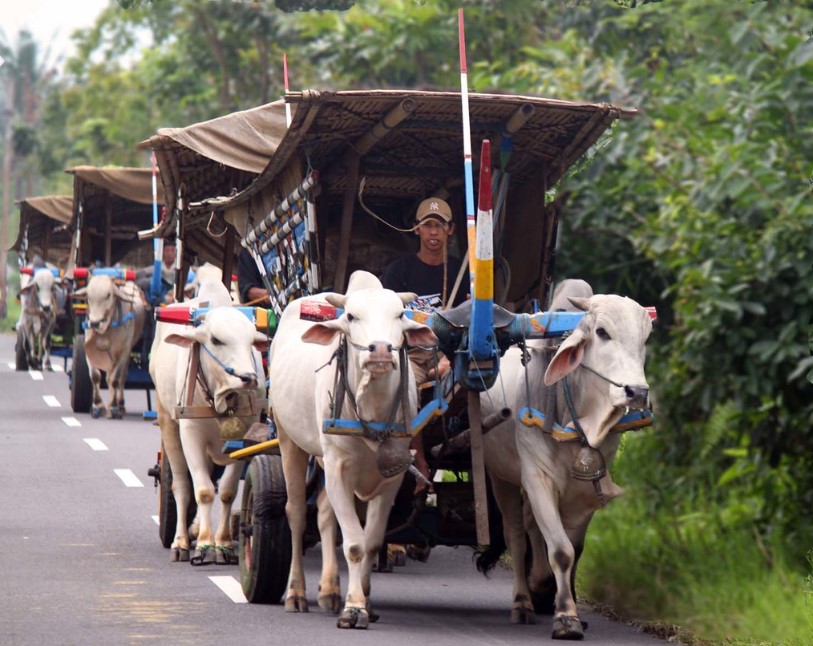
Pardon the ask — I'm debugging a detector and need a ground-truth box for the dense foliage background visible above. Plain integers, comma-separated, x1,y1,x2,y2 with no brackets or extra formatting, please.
2,1,812,641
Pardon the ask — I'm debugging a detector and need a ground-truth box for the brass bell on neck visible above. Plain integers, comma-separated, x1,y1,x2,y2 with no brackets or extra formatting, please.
376,437,411,478
571,445,607,482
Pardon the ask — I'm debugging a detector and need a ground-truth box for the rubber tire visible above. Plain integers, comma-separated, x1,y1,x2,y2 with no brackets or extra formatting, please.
15,327,29,371
70,335,92,413
157,447,198,549
240,454,292,604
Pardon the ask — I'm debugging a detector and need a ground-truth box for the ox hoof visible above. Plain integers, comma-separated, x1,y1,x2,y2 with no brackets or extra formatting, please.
337,607,369,629
108,406,123,420
215,546,237,565
190,545,216,565
91,406,104,419
552,614,584,640
170,547,190,562
511,607,536,625
318,592,342,614
285,594,309,613
45,363,53,372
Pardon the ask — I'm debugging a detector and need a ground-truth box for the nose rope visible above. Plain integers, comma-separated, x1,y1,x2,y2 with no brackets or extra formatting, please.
579,363,624,388
199,342,256,383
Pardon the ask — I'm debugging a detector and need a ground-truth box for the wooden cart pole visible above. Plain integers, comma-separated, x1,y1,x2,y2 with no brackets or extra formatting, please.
468,389,490,546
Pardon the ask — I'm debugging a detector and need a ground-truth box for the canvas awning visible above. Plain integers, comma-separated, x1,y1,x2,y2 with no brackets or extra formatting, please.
137,100,291,245
66,166,165,269
11,195,74,265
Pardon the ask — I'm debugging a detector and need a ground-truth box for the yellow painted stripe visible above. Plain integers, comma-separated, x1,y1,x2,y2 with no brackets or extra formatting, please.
472,257,493,299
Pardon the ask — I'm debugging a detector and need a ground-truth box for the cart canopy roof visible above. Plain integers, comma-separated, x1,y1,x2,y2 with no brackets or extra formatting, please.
137,101,291,233
66,166,165,269
11,195,74,265
138,89,636,298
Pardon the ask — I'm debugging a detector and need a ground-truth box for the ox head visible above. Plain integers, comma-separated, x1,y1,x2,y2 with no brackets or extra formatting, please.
74,275,138,334
19,268,57,314
544,294,652,448
301,272,438,380
165,307,268,415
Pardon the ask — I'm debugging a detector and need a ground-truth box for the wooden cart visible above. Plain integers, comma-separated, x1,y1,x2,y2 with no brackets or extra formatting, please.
141,88,647,602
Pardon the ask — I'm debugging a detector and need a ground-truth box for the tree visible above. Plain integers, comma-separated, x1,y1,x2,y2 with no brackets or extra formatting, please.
0,29,58,317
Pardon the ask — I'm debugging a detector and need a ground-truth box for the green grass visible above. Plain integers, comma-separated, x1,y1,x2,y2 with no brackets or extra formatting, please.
577,433,813,645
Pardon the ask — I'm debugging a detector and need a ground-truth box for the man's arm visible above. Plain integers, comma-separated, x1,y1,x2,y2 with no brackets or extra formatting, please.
237,250,270,305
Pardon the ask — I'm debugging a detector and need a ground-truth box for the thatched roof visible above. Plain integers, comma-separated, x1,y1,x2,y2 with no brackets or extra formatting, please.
11,196,74,265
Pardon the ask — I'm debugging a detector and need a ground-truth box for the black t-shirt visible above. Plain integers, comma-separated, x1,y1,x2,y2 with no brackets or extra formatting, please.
380,254,467,308
237,248,266,303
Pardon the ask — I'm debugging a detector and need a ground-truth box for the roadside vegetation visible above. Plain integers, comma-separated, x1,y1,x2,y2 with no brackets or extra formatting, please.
2,1,811,642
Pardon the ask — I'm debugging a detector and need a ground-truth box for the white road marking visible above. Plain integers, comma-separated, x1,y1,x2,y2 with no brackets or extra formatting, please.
152,516,160,526
84,438,108,451
209,576,248,603
7,361,15,369
114,469,144,488
61,416,82,427
43,395,61,407
52,364,64,372
29,370,43,381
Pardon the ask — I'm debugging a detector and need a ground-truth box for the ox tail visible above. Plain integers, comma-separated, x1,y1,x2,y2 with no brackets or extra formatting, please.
473,479,506,576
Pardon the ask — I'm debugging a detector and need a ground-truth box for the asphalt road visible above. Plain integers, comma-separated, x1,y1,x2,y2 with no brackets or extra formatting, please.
0,331,666,646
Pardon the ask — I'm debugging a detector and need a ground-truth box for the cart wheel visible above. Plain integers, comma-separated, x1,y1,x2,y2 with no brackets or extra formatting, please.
240,454,291,604
15,327,29,371
157,446,198,549
70,335,92,413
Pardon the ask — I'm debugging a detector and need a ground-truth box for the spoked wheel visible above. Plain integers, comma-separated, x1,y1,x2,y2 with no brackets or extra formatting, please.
156,446,197,549
15,327,28,371
239,454,291,604
70,335,92,413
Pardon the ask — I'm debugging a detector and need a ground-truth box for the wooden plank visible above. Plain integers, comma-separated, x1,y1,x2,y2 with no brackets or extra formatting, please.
467,389,490,546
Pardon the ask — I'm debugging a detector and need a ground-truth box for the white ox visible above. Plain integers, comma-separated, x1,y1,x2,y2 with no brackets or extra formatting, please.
480,280,652,640
184,262,239,303
269,270,437,629
18,268,61,371
75,275,147,418
150,279,267,564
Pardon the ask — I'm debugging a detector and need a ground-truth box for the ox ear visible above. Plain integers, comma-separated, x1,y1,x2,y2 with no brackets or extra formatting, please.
544,328,586,386
403,317,438,348
164,327,201,348
325,294,347,309
301,319,344,345
19,283,35,295
567,296,590,312
253,331,270,353
397,292,418,306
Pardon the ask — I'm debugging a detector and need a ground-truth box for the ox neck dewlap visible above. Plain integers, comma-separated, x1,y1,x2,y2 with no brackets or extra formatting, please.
328,336,411,441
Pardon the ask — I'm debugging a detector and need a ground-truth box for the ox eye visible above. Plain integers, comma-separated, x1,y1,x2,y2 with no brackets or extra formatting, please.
596,327,611,340
346,313,355,323
211,337,224,346
398,312,404,319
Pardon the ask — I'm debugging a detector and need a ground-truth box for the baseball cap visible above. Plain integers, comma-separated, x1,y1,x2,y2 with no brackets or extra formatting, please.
415,197,452,224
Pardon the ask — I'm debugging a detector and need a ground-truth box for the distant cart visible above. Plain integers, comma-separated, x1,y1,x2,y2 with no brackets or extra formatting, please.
11,195,74,371
64,166,165,414
141,88,651,602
